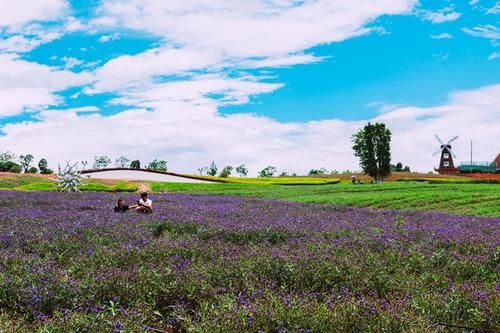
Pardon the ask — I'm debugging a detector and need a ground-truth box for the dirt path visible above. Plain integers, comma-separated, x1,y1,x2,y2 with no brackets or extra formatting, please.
136,182,151,193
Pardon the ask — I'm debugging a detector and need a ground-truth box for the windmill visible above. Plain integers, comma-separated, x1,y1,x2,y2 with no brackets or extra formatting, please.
433,134,459,175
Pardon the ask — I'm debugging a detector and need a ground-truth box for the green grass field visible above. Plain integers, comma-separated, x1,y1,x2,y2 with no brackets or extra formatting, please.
0,174,138,192
151,181,500,217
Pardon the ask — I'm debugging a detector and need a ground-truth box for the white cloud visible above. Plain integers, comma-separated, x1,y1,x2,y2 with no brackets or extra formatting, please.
93,0,417,58
462,25,500,40
0,0,67,29
1,83,498,174
107,74,284,110
91,47,222,92
421,7,462,23
486,2,500,14
0,32,61,53
489,52,500,60
0,54,92,117
240,54,324,68
61,56,84,70
98,33,120,43
430,33,453,39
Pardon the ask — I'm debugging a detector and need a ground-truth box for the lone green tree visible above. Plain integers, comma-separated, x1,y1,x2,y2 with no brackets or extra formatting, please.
352,122,392,183
258,166,277,177
38,158,53,174
115,156,130,168
219,165,233,178
235,164,248,177
93,155,111,169
19,154,34,173
148,159,168,172
207,161,218,176
130,160,141,169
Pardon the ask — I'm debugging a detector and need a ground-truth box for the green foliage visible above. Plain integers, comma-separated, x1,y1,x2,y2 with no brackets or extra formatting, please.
207,161,218,176
93,155,112,169
0,161,21,172
130,160,141,169
115,156,130,168
308,167,329,176
352,122,392,182
19,154,34,173
38,158,53,174
8,164,22,173
27,167,38,174
258,166,277,177
219,166,233,178
391,162,411,172
235,164,248,177
148,159,168,172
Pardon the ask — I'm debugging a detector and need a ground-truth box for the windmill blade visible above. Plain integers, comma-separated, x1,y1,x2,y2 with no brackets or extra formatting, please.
433,149,443,156
434,134,444,145
447,135,459,145
450,149,457,158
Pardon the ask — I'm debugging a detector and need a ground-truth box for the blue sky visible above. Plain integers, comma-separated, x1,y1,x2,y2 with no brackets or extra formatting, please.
0,0,499,173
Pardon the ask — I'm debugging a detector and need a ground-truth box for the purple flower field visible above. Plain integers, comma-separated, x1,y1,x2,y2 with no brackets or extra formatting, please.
0,191,499,332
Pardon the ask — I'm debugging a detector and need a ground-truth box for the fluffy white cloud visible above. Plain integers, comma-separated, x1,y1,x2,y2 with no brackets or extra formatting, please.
93,0,416,58
107,74,284,110
0,54,91,116
1,83,498,174
0,0,67,29
421,7,462,23
462,25,500,40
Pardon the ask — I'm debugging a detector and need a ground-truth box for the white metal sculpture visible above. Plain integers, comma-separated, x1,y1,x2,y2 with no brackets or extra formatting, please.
55,162,83,192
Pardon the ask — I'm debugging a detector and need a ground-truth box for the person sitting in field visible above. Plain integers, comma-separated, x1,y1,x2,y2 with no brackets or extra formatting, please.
114,198,129,213
129,192,153,213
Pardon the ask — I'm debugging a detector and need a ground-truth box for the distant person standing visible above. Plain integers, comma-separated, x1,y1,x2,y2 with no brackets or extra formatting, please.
351,175,357,184
130,192,153,213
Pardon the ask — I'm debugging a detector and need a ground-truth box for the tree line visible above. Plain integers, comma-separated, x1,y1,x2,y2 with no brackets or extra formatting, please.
0,151,53,174
90,156,168,172
1,122,410,181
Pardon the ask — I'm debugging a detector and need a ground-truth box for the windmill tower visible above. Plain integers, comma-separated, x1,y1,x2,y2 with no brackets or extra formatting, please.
433,134,459,175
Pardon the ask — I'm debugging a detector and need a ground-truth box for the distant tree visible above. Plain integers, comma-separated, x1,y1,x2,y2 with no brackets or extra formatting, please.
19,154,34,173
352,122,392,183
38,158,53,174
235,164,248,177
81,161,88,170
0,151,16,162
93,155,112,169
0,161,21,172
148,159,168,172
8,164,22,173
207,161,218,176
219,166,233,178
130,160,141,169
258,166,277,177
115,156,131,168
308,168,329,176
279,171,289,177
197,167,207,175
28,166,38,174
330,169,339,175
391,162,411,172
